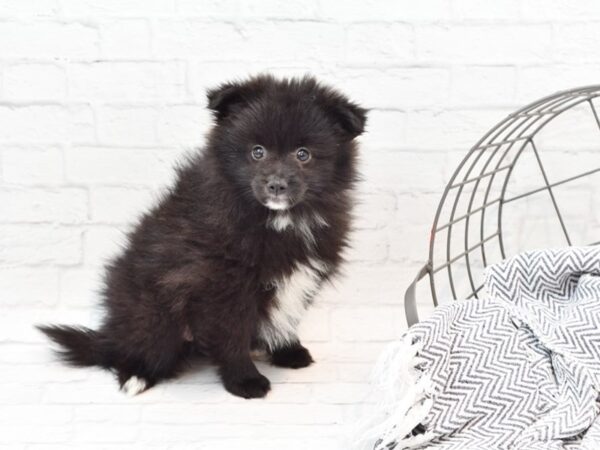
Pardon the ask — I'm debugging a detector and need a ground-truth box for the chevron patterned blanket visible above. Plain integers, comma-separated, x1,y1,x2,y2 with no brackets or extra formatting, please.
362,246,600,450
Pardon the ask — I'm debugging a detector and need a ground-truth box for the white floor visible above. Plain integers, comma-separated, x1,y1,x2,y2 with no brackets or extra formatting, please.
2,328,390,450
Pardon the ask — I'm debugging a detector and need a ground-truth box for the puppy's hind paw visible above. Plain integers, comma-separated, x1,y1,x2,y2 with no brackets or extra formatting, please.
271,345,314,369
224,374,271,399
121,376,148,396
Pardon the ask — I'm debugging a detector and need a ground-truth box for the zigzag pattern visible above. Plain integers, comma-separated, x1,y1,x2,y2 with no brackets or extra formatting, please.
407,246,600,449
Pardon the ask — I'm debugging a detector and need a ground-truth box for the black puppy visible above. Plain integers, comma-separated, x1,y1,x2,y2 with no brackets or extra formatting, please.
38,74,367,399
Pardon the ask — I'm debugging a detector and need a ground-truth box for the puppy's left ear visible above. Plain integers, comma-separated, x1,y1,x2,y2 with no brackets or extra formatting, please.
206,82,247,121
326,97,368,141
207,76,270,121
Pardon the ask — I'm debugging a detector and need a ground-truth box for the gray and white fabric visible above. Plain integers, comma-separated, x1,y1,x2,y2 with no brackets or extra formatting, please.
361,246,600,450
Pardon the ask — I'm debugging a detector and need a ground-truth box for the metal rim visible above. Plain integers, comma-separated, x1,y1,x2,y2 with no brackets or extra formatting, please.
405,85,600,326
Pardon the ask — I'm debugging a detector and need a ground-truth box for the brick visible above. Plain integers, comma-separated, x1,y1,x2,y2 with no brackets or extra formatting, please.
360,150,446,192
416,25,553,64
187,60,274,102
554,24,600,63
325,342,392,363
1,147,64,185
90,186,155,223
42,381,129,404
69,62,185,101
3,63,66,101
142,404,343,425
353,189,396,230
395,192,441,227
73,405,142,422
99,19,151,58
516,65,600,104
340,67,451,109
0,382,44,404
452,0,521,19
360,109,406,149
0,225,82,265
320,262,417,305
241,0,319,19
260,361,339,383
320,0,451,21
346,24,414,64
65,147,179,186
0,105,94,144
401,109,511,152
0,405,72,425
451,66,517,107
344,228,388,262
258,383,313,404
153,21,246,59
0,21,98,59
0,0,59,15
0,424,71,444
177,0,239,16
0,362,88,383
521,0,600,20
311,382,370,404
332,307,402,341
0,268,59,306
297,305,330,342
0,188,88,223
137,424,339,441
196,438,340,450
58,267,103,307
71,423,138,443
82,226,128,267
156,21,345,62
337,363,373,382
61,0,175,15
96,106,158,146
156,104,210,146
389,223,433,264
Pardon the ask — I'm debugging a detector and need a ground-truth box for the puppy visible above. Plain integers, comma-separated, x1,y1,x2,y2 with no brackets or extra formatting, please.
38,74,367,399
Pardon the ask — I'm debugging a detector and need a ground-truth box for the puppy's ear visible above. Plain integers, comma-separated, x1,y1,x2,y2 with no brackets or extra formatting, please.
207,77,269,121
323,95,368,140
207,83,243,120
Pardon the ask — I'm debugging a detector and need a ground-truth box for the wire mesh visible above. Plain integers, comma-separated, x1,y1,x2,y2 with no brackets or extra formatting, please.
405,86,600,326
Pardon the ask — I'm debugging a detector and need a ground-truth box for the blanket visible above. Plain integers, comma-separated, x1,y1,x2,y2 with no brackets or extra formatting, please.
360,246,600,450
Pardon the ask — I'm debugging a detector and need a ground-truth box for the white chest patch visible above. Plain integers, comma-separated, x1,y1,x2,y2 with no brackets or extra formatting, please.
259,258,328,351
266,211,329,247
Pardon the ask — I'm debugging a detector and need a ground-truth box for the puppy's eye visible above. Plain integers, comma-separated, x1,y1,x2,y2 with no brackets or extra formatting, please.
296,147,310,162
251,145,266,160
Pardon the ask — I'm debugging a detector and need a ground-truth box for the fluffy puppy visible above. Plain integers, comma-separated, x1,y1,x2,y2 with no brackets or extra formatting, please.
38,74,367,399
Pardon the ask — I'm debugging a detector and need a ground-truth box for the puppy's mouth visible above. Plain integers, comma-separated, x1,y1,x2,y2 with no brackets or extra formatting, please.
251,180,305,211
263,196,291,211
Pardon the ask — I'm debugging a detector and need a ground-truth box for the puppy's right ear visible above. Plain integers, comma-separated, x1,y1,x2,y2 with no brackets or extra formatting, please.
207,82,245,121
207,77,268,121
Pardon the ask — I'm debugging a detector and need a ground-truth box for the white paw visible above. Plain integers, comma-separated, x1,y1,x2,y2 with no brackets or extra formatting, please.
121,376,147,396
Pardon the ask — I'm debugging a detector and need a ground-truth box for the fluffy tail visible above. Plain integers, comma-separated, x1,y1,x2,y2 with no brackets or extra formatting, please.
37,324,109,368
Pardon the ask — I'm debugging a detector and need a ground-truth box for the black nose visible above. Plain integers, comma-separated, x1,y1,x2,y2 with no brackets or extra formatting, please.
266,178,287,196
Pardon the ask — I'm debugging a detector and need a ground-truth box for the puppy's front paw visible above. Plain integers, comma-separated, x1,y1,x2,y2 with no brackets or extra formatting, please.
271,345,314,369
224,373,271,399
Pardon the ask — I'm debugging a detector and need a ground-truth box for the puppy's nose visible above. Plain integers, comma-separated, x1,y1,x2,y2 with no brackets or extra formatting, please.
266,178,287,196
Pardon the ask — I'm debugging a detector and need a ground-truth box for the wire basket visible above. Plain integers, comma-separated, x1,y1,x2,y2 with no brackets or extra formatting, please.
405,85,600,326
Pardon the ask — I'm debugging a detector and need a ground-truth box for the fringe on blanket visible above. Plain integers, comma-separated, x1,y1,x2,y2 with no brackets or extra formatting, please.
355,334,436,450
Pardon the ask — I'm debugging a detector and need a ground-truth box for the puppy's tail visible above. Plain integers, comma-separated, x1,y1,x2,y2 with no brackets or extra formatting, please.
36,324,109,368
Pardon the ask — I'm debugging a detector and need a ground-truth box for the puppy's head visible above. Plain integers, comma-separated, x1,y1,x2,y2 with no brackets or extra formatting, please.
206,74,367,212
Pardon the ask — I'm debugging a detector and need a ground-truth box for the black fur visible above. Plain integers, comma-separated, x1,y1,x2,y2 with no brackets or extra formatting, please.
270,342,314,369
37,74,367,399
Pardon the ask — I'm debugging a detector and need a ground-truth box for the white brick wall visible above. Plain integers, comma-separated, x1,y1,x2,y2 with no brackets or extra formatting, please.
1,1,599,448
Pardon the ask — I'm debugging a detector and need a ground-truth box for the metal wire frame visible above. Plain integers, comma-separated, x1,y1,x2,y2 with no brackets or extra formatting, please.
405,86,600,326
